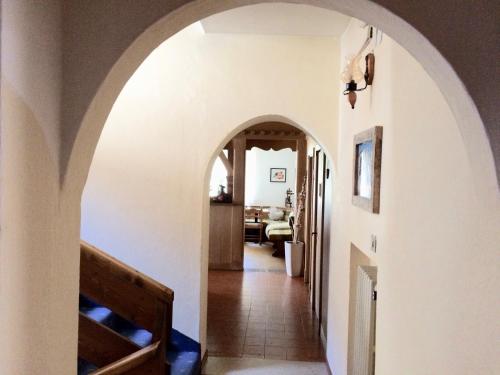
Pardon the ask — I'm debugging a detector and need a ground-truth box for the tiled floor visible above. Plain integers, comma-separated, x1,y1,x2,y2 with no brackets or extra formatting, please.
207,244,324,362
202,357,329,374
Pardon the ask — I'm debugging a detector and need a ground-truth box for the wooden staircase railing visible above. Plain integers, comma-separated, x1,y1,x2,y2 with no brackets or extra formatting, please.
91,342,162,375
79,241,174,374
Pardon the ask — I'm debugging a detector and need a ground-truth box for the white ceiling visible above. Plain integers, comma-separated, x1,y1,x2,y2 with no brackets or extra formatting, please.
200,3,351,37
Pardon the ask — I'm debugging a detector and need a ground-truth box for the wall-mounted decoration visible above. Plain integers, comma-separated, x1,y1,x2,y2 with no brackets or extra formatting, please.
341,26,382,109
352,126,383,213
342,53,375,109
270,168,287,183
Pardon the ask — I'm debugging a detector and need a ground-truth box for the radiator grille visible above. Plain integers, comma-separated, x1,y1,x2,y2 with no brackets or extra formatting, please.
352,265,377,375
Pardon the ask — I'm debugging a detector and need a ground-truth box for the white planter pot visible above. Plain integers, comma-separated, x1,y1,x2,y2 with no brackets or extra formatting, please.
285,241,304,277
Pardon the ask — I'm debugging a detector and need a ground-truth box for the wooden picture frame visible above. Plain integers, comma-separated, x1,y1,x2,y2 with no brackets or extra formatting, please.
352,126,383,213
270,168,287,182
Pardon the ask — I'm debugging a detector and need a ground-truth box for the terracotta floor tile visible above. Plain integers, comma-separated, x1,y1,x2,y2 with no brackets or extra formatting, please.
266,329,285,338
248,315,267,323
284,330,305,339
264,345,286,360
250,309,267,315
214,328,247,338
265,336,289,347
208,320,247,329
247,322,266,331
208,343,243,357
242,344,265,358
209,315,249,324
267,315,285,324
245,328,266,338
209,351,240,358
207,261,325,363
286,346,325,361
285,323,303,332
244,336,265,346
250,307,266,314
283,338,313,349
267,322,285,331
208,335,244,346
267,308,284,315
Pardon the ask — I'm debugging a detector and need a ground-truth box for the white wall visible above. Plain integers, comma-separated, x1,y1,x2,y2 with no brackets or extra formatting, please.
245,148,296,207
81,23,340,345
0,1,80,374
326,19,500,375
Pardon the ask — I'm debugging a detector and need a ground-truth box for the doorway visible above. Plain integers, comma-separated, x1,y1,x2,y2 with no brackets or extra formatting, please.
243,145,296,272
207,122,307,271
206,123,334,362
306,147,332,343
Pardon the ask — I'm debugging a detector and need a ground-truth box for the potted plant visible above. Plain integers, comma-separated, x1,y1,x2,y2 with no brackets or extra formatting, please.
285,177,306,277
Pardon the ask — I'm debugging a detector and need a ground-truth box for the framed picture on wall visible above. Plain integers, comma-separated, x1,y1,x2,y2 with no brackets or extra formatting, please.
352,126,383,213
270,168,287,182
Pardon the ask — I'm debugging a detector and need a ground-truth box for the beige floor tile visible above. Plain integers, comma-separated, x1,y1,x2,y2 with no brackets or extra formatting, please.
202,357,329,375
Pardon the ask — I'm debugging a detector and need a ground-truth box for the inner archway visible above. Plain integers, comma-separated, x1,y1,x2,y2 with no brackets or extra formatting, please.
204,120,334,363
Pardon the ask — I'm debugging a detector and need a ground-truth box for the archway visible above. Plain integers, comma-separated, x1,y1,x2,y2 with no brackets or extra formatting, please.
201,117,336,364
70,3,500,375
2,3,499,375
63,0,497,197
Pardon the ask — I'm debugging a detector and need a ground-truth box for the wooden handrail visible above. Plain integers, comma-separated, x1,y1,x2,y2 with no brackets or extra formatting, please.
90,341,161,375
79,241,173,373
81,241,174,303
80,241,173,334
79,312,140,368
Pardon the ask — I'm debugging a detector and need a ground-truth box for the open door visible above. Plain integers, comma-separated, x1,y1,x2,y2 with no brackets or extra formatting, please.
307,148,331,340
309,149,320,308
304,156,313,284
320,156,332,340
314,150,325,315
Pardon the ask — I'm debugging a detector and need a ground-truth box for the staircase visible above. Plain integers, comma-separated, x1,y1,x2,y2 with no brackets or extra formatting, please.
78,241,201,374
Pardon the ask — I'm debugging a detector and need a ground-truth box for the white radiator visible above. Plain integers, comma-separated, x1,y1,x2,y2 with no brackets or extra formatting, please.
352,266,378,375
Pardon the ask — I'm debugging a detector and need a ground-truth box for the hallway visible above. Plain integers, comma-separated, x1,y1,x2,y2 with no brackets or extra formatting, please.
207,248,325,362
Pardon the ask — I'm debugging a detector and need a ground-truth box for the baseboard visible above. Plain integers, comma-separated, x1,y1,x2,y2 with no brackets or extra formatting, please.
320,326,333,375
326,359,334,375
200,349,208,374
320,325,327,348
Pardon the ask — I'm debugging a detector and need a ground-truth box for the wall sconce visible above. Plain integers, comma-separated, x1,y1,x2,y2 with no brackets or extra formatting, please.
341,26,378,109
342,54,375,109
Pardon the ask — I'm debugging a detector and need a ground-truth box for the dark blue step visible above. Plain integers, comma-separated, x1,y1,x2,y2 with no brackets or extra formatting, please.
77,358,97,374
167,329,201,375
80,295,153,347
78,295,201,375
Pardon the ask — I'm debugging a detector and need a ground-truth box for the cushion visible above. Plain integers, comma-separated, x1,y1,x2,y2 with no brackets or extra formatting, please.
269,207,284,220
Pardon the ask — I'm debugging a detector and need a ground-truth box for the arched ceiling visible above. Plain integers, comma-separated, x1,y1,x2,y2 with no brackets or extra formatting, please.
200,3,350,36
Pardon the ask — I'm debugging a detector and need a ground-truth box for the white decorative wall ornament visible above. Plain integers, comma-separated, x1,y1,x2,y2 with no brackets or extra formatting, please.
341,26,381,109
